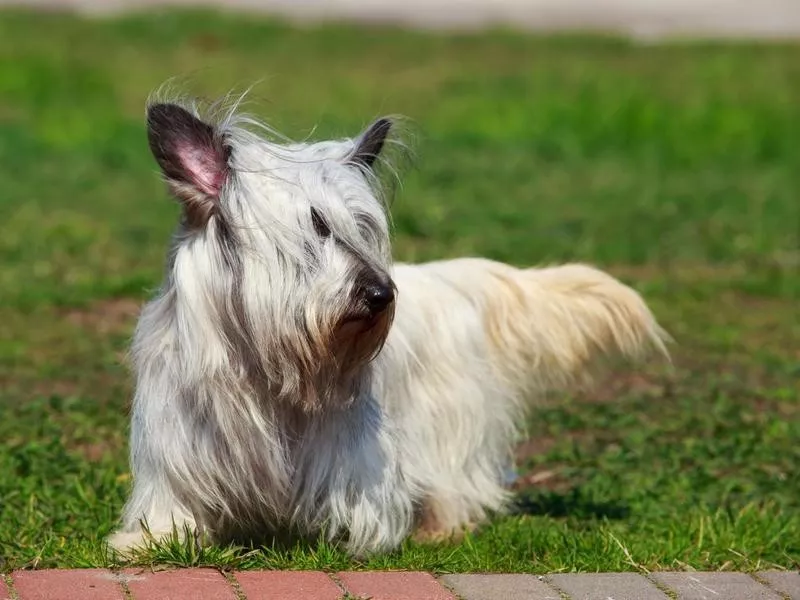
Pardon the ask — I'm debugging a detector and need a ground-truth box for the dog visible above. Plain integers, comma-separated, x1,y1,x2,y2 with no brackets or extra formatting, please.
109,95,669,556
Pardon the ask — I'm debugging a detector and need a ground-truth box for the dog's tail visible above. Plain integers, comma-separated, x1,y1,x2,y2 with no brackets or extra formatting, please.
432,259,670,395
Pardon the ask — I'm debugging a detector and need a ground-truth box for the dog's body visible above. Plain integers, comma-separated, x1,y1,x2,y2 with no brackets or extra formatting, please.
109,98,668,555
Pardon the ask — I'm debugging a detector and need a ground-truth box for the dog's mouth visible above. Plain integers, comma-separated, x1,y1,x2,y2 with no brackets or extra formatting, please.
335,298,395,350
326,277,396,370
339,304,393,329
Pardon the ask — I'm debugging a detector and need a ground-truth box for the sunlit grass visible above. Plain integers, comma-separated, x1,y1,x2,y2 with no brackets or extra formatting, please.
0,8,797,572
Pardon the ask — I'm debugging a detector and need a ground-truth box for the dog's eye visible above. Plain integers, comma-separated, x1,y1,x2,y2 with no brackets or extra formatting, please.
311,208,331,238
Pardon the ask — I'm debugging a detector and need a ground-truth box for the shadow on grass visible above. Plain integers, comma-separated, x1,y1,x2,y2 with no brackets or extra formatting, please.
512,488,630,520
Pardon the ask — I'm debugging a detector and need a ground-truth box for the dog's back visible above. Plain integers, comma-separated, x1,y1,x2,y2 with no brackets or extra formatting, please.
389,258,668,396
372,258,669,539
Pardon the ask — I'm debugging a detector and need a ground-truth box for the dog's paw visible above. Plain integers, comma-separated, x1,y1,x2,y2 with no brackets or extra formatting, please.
411,521,477,545
107,529,180,555
107,530,152,555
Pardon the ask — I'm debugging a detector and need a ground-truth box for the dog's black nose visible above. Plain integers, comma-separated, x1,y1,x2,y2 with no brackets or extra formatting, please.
363,283,395,313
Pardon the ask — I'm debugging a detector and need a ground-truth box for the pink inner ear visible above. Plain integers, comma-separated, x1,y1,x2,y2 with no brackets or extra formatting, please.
176,142,226,197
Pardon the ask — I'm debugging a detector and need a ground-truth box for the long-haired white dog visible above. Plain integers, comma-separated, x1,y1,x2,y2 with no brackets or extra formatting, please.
109,96,669,556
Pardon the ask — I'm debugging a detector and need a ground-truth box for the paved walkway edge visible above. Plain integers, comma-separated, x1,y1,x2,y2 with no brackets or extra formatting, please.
3,0,800,39
2,569,799,599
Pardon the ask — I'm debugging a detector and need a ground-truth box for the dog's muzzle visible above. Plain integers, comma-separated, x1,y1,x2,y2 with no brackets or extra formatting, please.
341,276,396,326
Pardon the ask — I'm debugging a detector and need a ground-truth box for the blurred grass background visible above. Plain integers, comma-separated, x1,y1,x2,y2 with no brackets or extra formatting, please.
0,8,797,572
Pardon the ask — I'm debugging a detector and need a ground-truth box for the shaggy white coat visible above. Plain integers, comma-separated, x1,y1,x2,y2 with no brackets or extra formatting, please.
109,98,669,555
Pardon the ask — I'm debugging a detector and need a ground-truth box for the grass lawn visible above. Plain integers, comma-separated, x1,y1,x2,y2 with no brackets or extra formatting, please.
0,8,798,574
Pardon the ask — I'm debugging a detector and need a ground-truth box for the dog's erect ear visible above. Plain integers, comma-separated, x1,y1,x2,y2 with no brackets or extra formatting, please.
349,118,392,169
147,103,230,226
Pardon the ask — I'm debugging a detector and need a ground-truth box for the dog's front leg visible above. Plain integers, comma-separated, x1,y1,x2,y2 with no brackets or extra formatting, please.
292,397,416,556
109,389,200,555
108,463,198,555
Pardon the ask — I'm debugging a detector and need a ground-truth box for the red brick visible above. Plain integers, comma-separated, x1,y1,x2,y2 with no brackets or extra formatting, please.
124,567,236,600
337,571,455,600
12,569,125,600
235,570,342,600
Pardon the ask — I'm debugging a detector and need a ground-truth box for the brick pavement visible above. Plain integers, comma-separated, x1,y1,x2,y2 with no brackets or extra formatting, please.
2,569,798,599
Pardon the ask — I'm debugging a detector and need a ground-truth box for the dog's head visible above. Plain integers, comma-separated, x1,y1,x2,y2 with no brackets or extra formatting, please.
146,100,399,410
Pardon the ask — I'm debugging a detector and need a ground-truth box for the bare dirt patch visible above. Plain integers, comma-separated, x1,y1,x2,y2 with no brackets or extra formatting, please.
64,297,142,336
511,465,575,493
580,370,670,404
71,438,126,463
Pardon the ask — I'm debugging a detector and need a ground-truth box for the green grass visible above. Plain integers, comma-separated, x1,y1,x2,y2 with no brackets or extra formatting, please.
1,8,798,573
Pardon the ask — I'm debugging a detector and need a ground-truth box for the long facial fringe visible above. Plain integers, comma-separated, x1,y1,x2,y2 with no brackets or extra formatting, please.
133,90,405,540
